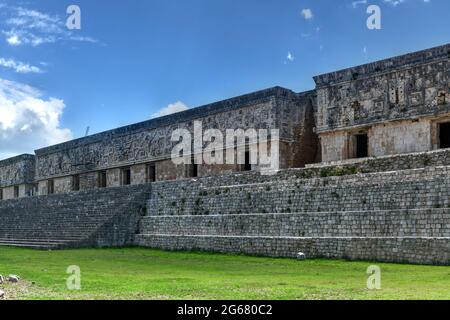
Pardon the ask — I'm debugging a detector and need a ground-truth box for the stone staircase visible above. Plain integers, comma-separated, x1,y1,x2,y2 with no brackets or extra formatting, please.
135,164,450,265
0,184,151,249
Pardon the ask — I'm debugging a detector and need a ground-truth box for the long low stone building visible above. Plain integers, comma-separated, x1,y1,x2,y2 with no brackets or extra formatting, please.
0,43,448,265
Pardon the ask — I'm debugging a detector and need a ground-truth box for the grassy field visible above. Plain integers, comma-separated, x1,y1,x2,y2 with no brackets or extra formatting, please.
0,246,449,300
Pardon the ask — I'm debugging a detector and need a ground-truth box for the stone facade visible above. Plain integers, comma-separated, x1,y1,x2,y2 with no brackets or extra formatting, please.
32,87,317,194
1,44,449,197
0,154,36,200
0,44,449,265
314,43,450,162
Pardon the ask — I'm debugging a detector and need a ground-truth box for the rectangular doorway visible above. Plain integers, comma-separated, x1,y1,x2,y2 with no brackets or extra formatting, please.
146,164,156,183
439,122,450,149
121,168,131,185
355,134,368,158
244,151,252,171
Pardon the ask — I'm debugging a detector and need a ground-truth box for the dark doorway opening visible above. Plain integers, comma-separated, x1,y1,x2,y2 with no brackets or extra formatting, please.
244,151,252,171
146,164,156,182
439,122,450,149
355,134,369,158
122,168,131,185
98,171,107,188
188,156,198,178
72,175,80,191
48,179,55,194
192,163,198,178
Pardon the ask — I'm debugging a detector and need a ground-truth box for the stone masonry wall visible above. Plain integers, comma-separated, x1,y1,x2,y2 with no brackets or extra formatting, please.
140,209,450,238
34,87,316,183
136,151,450,265
314,44,450,133
0,154,35,188
136,235,449,265
148,165,450,216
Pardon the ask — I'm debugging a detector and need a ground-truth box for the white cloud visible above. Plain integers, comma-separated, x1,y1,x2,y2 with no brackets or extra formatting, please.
152,101,189,118
0,5,98,47
301,8,314,20
0,58,43,73
287,52,295,61
0,78,72,159
6,34,21,45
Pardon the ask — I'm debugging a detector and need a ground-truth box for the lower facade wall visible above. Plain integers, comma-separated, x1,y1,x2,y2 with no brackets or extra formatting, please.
135,235,450,265
319,117,449,162
1,184,34,200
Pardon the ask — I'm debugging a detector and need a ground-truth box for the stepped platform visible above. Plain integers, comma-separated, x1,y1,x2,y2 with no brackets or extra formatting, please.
0,184,151,249
1,149,450,265
136,155,450,265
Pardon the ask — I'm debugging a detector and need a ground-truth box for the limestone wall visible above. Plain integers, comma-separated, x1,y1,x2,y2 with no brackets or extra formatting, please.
0,154,35,188
314,44,450,162
148,166,450,216
136,235,449,265
140,210,450,238
314,44,450,133
320,118,434,162
34,88,317,186
136,153,450,265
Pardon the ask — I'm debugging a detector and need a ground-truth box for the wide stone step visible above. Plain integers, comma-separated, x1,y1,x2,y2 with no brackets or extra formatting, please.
135,234,450,265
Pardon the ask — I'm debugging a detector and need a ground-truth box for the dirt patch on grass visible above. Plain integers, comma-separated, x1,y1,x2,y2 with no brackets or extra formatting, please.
0,280,36,300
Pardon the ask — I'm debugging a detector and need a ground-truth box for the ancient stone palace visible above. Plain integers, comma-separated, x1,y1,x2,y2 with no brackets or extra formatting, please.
0,44,449,265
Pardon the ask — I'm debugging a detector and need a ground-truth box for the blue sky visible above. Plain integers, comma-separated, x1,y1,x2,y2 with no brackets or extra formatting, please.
0,0,448,159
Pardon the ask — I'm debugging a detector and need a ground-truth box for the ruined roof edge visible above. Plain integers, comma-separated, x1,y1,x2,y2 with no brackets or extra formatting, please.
0,154,35,167
35,86,302,156
313,43,450,87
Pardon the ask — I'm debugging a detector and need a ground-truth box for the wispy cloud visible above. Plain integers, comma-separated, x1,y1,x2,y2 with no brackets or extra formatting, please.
351,0,430,8
0,78,72,159
0,5,98,47
0,57,43,73
384,0,407,6
352,0,368,8
152,101,189,118
383,0,431,6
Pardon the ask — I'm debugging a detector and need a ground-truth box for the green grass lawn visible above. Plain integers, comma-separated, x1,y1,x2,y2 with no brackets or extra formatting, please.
0,246,449,300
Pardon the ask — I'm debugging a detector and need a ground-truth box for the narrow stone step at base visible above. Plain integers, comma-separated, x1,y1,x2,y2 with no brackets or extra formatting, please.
0,238,81,250
0,242,62,249
0,238,82,243
135,234,450,266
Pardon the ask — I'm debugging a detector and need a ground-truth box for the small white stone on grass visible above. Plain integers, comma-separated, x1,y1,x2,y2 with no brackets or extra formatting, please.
297,252,306,260
7,275,19,283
